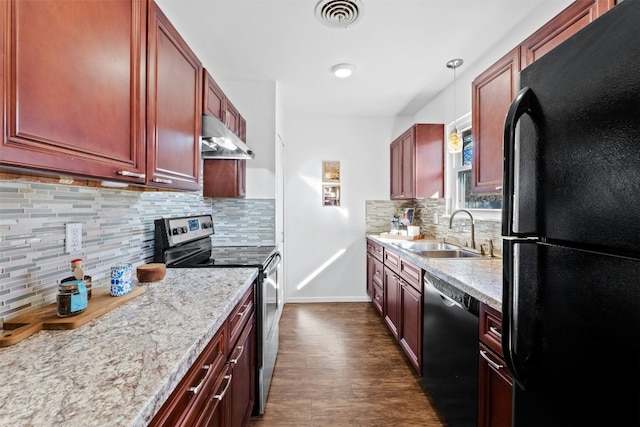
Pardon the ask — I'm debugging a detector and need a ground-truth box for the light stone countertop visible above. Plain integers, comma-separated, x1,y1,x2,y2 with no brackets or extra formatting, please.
0,267,258,427
367,235,503,311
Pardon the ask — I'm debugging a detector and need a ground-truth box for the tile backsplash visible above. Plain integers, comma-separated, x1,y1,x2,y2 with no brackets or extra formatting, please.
366,199,502,255
0,179,274,326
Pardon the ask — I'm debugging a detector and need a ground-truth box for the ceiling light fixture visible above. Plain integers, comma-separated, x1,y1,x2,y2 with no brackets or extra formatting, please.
332,63,354,78
446,58,464,153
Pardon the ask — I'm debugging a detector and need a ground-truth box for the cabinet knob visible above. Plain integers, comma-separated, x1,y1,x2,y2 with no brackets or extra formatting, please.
152,178,173,184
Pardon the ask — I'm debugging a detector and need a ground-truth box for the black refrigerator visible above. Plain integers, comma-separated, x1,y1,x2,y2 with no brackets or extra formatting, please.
501,1,640,426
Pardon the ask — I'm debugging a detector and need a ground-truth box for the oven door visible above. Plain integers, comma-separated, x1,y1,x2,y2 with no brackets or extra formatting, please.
256,251,282,415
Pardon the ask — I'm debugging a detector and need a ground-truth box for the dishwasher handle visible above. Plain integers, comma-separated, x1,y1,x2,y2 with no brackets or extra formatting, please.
424,276,464,311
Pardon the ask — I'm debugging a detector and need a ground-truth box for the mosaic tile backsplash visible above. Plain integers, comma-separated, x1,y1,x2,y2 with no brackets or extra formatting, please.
366,199,503,255
0,180,275,326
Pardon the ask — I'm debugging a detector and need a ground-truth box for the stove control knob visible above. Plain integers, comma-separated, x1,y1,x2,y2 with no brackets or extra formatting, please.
181,226,188,234
202,222,213,229
172,228,180,235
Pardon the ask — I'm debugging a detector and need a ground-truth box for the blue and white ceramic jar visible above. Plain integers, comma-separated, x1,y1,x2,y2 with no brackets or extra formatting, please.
110,264,132,296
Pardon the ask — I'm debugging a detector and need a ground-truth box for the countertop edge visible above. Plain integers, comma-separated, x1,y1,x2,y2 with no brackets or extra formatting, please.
367,234,503,312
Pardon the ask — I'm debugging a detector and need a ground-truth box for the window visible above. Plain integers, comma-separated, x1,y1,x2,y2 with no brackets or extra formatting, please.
445,113,502,217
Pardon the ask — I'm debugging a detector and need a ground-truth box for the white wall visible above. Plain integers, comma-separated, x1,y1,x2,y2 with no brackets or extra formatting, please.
282,114,394,302
220,80,277,199
413,0,573,126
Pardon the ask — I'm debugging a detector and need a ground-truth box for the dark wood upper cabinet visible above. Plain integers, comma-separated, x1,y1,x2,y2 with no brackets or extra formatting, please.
225,99,241,136
471,0,616,195
146,2,202,191
203,70,227,122
203,159,246,198
390,124,444,200
1,0,147,183
471,47,520,194
521,0,616,67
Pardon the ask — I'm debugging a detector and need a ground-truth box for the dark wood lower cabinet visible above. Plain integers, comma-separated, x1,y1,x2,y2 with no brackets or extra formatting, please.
150,326,227,427
479,303,513,427
228,314,255,427
478,343,513,427
399,282,422,372
383,267,401,340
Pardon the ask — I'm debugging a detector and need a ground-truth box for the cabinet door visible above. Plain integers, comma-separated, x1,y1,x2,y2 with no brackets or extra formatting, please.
203,70,227,122
225,100,240,136
390,138,402,199
366,252,375,298
399,282,422,373
478,343,513,427
521,0,615,68
383,267,401,339
472,47,520,194
239,116,247,142
229,316,255,427
399,130,415,199
2,0,146,183
147,3,202,191
202,159,246,198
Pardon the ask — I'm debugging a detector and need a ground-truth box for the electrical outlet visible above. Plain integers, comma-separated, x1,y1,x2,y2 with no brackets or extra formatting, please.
66,223,82,254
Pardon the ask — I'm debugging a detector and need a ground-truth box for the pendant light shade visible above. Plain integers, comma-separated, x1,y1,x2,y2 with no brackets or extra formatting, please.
446,58,464,153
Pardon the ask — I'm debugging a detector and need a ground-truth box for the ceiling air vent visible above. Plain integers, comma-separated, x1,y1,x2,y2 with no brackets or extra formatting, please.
314,0,364,29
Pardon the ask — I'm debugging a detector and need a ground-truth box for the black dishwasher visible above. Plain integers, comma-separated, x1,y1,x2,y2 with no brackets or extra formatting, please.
422,270,479,427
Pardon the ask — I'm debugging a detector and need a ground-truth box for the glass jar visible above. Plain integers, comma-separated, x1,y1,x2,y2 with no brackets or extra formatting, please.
57,281,88,317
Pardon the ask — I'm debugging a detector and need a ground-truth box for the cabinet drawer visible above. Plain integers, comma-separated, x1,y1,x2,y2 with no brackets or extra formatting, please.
367,238,384,261
229,287,254,352
400,258,422,291
372,257,384,288
150,326,227,427
383,250,400,273
480,303,504,358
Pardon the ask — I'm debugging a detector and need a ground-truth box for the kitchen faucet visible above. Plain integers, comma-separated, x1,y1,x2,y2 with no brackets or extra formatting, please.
449,209,476,249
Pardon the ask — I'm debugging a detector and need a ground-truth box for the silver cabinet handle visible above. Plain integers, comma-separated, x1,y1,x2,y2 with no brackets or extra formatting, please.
480,350,504,370
213,374,232,401
152,178,173,184
118,170,145,179
489,326,502,338
188,364,212,394
229,345,244,365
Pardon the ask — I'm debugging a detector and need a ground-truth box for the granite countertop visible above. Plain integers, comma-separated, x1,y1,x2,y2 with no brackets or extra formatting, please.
0,267,258,427
367,234,503,311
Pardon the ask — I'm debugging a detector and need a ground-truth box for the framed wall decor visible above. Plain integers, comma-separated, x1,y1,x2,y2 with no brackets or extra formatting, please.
323,185,341,206
322,161,341,206
322,161,340,183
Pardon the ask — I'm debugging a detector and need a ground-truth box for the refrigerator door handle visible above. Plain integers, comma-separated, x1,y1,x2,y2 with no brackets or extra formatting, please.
502,87,534,237
502,238,537,390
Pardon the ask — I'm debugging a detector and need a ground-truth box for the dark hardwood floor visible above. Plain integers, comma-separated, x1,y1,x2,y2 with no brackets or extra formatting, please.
249,302,445,426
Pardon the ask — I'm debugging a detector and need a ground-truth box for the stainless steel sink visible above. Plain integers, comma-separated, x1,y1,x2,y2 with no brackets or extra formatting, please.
391,241,459,251
416,249,482,259
391,241,482,258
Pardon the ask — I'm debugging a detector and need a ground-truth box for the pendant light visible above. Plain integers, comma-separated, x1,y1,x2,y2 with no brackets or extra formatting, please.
446,58,464,153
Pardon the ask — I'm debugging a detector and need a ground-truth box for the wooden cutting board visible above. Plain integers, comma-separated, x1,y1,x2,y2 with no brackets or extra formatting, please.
379,232,425,241
0,286,145,347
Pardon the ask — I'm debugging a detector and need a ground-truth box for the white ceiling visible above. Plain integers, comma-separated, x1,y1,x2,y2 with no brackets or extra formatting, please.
156,0,571,117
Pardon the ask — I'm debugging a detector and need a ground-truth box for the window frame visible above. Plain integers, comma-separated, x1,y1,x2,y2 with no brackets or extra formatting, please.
444,112,501,221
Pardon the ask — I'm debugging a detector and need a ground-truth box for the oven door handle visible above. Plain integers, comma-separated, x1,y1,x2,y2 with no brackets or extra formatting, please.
264,252,281,275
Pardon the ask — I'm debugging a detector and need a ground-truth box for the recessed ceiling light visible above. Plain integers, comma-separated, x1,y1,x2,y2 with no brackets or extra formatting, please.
332,63,354,78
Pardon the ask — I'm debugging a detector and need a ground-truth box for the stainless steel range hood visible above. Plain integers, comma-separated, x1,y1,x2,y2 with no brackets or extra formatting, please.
201,114,255,159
